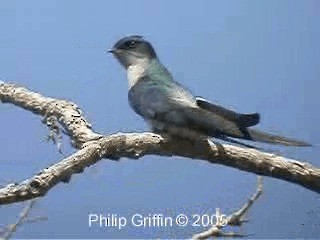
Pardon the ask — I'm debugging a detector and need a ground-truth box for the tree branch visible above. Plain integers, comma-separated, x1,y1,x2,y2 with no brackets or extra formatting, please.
192,176,263,239
0,82,101,148
1,199,46,239
0,82,319,205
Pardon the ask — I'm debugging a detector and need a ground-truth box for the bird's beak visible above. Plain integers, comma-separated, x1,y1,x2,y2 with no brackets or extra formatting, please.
107,48,116,54
107,48,121,54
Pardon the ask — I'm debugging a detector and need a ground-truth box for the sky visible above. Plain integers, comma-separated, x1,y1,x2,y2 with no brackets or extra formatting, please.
0,0,319,238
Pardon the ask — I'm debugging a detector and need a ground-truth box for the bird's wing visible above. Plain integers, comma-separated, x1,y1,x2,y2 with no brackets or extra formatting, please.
195,97,260,127
128,77,197,122
128,77,311,146
128,76,246,137
128,79,174,120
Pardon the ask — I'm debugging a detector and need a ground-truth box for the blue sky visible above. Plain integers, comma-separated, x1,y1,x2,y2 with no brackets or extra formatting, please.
1,1,319,238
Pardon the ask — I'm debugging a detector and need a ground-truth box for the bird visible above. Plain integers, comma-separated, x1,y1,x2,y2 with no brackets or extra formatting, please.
108,35,311,147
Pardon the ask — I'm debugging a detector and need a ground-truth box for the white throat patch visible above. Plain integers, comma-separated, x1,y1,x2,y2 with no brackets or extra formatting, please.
127,58,150,89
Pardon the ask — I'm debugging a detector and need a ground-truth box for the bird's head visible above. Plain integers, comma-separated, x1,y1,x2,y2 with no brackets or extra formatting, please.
108,35,157,69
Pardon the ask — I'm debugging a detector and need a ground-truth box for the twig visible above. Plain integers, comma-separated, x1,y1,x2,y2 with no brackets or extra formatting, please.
1,199,44,240
192,176,263,239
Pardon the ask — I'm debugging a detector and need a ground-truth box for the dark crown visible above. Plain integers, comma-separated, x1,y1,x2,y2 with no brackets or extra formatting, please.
113,35,157,58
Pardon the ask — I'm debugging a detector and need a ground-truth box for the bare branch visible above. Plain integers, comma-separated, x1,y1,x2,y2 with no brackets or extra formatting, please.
192,177,263,239
0,132,318,205
1,199,45,239
227,176,263,226
0,82,319,205
0,82,101,148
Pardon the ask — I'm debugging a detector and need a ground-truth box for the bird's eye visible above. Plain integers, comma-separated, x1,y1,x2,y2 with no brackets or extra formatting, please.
126,40,137,49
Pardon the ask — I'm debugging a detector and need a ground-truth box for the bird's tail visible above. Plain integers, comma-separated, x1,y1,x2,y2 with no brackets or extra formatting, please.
246,128,311,147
